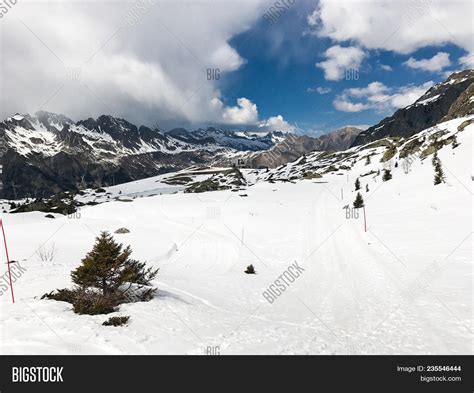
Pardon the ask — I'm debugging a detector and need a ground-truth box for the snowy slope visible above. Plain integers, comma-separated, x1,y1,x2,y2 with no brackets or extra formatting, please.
0,118,471,355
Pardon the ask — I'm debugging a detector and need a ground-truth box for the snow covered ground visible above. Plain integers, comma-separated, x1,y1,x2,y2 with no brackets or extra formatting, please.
0,119,472,355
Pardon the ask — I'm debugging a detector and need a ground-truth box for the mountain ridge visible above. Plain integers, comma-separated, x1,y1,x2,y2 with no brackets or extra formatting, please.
0,112,289,198
351,69,474,146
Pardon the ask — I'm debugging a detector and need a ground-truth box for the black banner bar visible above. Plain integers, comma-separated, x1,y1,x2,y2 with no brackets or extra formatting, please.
0,355,472,392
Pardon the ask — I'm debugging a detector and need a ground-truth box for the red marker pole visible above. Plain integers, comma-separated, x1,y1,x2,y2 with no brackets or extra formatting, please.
0,219,15,303
363,205,367,233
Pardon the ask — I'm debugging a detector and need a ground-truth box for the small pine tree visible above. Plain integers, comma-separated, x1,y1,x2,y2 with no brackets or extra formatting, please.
353,192,364,208
452,135,459,149
382,169,392,181
71,232,158,296
434,162,445,185
431,150,439,166
365,156,371,165
245,264,256,274
376,169,380,176
354,178,360,190
394,161,398,168
365,184,369,192
432,152,445,185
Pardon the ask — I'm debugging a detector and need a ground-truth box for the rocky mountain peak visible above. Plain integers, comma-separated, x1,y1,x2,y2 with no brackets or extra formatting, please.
351,68,473,146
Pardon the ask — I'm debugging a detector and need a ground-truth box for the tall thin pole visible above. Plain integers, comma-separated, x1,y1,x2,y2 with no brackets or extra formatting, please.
0,219,15,303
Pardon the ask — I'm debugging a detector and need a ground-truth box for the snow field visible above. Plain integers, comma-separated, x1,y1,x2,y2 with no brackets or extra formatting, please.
0,119,471,354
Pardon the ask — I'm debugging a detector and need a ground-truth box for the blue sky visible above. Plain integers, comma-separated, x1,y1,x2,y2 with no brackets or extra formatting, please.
1,0,472,134
215,1,472,134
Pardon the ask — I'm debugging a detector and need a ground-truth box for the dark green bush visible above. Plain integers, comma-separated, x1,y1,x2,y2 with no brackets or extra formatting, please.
41,288,77,303
245,264,256,274
103,316,130,327
72,290,119,315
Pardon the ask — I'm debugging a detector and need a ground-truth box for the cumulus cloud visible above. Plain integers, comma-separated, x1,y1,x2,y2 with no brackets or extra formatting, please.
404,52,451,72
345,82,389,98
333,81,434,112
210,97,259,125
316,45,366,81
380,64,393,71
0,0,270,128
258,115,296,132
308,0,473,55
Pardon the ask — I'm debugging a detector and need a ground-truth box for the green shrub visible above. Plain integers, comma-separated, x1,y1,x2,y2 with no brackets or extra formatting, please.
72,291,119,315
41,288,77,303
382,169,392,181
245,264,256,274
103,316,130,327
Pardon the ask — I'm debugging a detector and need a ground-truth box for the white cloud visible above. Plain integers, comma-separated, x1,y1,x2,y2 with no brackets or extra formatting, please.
307,86,332,94
333,99,368,112
258,115,296,132
390,82,434,108
213,97,259,125
317,87,332,94
333,81,434,112
316,45,366,81
208,44,246,71
404,52,451,72
380,64,393,71
345,82,389,98
459,53,474,68
307,9,319,26
209,97,295,130
0,0,269,127
309,0,473,55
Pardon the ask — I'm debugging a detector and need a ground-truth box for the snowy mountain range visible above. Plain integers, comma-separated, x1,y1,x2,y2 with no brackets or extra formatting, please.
0,113,285,199
230,126,362,169
1,69,472,200
165,127,286,151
